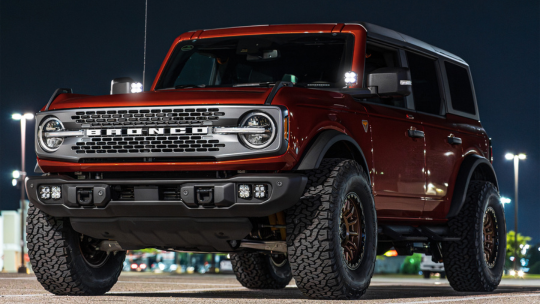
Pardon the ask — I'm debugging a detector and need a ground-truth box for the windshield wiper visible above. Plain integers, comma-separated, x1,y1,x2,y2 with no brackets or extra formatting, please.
175,84,206,89
233,82,275,87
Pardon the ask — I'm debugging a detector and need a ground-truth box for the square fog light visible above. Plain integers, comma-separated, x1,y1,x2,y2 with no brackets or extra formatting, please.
39,186,51,200
238,184,251,199
254,184,267,199
51,186,61,199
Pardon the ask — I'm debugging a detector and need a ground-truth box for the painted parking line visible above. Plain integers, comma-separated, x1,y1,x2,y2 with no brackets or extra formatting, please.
390,292,540,304
117,280,241,286
0,294,51,298
0,286,248,298
107,286,248,294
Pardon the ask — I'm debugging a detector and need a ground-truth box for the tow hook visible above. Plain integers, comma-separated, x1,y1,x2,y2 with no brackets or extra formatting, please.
196,187,214,207
76,188,93,206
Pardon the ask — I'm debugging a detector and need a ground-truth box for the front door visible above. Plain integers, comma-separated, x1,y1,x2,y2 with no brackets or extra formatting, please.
364,104,426,219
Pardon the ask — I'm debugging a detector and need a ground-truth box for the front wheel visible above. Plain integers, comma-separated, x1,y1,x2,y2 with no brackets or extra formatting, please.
27,204,125,295
442,181,506,291
423,271,431,279
286,159,377,300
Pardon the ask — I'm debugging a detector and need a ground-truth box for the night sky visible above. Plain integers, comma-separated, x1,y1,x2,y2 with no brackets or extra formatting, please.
1,1,538,241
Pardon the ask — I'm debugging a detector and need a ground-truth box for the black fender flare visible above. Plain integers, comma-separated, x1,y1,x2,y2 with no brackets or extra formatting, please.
447,154,499,218
295,130,370,182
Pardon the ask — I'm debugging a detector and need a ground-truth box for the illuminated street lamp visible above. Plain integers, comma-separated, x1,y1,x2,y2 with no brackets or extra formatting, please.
12,113,34,274
500,197,511,205
505,152,526,273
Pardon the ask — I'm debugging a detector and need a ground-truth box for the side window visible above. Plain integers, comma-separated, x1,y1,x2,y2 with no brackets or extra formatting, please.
364,43,404,108
444,62,476,115
406,51,443,115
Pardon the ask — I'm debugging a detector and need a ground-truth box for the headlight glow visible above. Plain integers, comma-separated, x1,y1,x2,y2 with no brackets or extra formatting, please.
38,117,64,152
238,112,276,149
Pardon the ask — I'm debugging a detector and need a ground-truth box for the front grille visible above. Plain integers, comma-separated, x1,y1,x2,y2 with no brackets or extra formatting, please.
70,108,225,127
71,135,224,154
36,105,284,163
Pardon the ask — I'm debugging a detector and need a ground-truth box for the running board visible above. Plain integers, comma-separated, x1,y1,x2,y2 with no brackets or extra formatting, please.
378,225,461,242
239,240,287,253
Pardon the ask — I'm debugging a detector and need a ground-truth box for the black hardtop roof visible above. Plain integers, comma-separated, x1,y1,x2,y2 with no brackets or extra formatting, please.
355,22,467,65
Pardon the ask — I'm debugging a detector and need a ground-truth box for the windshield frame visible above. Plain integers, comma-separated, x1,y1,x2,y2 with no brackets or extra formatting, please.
154,33,355,91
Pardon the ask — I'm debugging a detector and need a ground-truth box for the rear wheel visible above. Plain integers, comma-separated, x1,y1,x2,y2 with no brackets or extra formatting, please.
286,159,377,299
27,204,125,295
230,252,291,289
442,181,506,291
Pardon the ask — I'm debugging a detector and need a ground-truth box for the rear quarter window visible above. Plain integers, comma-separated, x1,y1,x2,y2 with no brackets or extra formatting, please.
444,62,476,115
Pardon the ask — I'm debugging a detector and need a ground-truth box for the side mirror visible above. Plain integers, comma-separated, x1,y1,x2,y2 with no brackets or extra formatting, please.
110,77,143,95
367,67,412,96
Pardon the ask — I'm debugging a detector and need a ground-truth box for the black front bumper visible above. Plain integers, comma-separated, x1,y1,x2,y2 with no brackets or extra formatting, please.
26,173,306,251
26,173,307,218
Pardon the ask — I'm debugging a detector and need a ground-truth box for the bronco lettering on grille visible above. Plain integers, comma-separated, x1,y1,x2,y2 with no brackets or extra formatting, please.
86,127,209,136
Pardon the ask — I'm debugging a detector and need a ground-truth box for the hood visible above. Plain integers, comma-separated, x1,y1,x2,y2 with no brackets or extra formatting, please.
46,87,270,111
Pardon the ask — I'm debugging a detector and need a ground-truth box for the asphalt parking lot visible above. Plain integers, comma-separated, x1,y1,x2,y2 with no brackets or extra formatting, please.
0,273,539,303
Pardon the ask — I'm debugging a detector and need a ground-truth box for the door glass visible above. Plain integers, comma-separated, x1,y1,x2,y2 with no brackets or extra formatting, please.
406,52,443,115
444,62,476,114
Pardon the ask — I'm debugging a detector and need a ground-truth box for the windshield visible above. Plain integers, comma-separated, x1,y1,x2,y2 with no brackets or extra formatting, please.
155,33,354,90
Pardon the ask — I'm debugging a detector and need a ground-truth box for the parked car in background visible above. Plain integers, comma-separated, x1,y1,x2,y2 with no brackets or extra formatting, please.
420,254,445,279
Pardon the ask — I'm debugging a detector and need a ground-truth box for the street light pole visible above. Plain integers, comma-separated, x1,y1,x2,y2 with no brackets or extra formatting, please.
505,152,526,273
12,113,34,274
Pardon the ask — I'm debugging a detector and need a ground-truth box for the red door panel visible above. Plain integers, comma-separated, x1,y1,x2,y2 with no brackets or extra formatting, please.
362,103,426,219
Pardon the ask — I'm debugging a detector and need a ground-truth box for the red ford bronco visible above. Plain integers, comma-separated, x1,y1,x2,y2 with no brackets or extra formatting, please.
26,22,505,299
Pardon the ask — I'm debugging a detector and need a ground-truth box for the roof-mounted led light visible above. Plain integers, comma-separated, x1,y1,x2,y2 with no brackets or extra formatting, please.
344,71,357,86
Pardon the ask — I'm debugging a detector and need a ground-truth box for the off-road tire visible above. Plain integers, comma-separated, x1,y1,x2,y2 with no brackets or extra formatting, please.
27,203,126,295
442,181,506,292
286,158,377,299
230,252,292,289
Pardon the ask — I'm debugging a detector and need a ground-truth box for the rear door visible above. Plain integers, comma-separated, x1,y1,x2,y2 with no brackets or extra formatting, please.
404,51,462,220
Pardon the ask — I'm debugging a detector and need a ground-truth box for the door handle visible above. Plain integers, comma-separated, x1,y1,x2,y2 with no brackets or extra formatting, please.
408,130,425,138
448,136,462,145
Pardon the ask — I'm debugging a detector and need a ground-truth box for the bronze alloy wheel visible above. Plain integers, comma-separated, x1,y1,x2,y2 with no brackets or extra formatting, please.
339,192,366,270
79,235,110,268
483,207,499,268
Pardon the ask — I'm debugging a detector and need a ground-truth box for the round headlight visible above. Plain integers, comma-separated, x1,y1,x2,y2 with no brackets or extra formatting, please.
38,117,64,152
238,112,276,149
